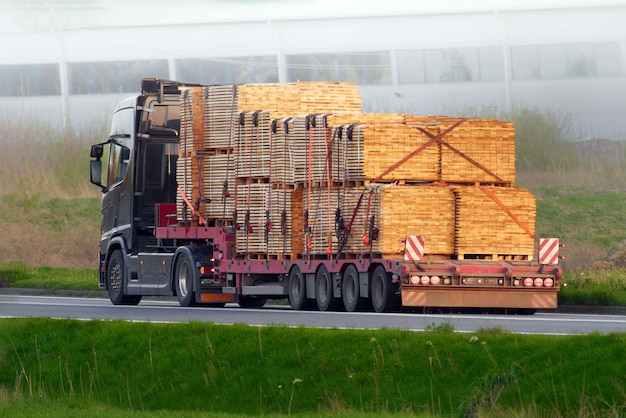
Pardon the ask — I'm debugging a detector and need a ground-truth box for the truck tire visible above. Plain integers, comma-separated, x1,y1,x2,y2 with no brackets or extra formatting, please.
174,251,197,307
370,265,399,313
316,265,340,311
288,266,314,310
342,264,365,312
107,250,141,306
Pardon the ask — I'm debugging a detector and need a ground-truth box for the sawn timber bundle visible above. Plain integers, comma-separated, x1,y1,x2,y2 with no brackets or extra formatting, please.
176,82,536,261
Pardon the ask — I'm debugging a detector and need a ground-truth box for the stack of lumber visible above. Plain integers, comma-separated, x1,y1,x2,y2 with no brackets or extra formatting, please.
176,156,205,223
405,116,516,185
305,187,354,255
202,153,236,220
267,187,305,257
238,82,362,117
235,183,269,254
452,186,536,258
236,111,272,179
269,113,410,185
179,87,205,156
373,185,456,256
304,185,457,257
174,80,537,260
204,85,238,150
235,184,304,257
338,124,440,183
269,117,300,185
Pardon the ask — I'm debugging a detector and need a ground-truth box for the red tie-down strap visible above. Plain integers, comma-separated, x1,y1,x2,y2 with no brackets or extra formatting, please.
177,185,207,226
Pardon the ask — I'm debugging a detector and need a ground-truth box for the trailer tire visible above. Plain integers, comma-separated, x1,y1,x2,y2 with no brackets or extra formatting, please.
107,250,141,306
370,265,399,313
316,265,340,311
288,266,313,310
174,251,198,307
342,264,365,312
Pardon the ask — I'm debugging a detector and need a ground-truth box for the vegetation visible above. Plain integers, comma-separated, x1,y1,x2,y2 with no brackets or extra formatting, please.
0,319,625,417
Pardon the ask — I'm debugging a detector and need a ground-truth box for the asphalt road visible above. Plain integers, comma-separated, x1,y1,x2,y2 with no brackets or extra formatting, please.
1,294,626,335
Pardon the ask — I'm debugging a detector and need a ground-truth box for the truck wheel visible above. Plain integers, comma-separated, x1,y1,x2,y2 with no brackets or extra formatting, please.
175,252,197,307
238,296,267,308
316,265,340,311
370,265,399,313
288,266,313,310
342,264,364,312
107,250,141,306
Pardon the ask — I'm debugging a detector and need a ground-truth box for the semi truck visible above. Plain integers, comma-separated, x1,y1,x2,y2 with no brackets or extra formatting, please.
89,78,562,314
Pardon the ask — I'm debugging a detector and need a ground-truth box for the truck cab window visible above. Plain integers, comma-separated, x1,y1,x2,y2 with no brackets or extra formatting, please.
107,142,130,188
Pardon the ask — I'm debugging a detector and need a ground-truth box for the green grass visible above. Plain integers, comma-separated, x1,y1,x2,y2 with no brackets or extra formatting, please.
532,185,626,270
0,319,625,417
0,261,99,292
560,269,626,306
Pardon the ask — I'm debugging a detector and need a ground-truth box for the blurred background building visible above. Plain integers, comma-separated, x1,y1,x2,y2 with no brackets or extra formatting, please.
1,0,625,138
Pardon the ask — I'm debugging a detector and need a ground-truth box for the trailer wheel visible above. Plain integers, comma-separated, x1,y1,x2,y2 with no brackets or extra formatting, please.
342,264,365,312
370,265,399,313
316,265,340,311
107,250,141,306
288,266,313,310
174,252,197,307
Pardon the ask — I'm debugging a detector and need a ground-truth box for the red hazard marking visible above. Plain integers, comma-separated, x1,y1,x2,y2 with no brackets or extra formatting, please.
539,238,559,265
404,235,424,261
403,291,426,306
532,293,556,309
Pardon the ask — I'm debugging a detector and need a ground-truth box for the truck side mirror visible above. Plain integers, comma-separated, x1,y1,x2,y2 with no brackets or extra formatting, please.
90,160,104,190
91,143,104,159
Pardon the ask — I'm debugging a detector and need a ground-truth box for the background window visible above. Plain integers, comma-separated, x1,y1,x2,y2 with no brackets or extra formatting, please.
286,52,391,84
176,56,278,85
539,45,567,79
424,48,477,83
478,47,505,81
595,42,621,77
0,64,60,96
512,45,539,80
397,50,426,84
68,60,169,94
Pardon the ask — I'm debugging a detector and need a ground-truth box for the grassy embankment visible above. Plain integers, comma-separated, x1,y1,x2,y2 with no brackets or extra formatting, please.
1,319,625,417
